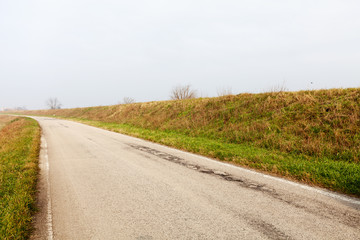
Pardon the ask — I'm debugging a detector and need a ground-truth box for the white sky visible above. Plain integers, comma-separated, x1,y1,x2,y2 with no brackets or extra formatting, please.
1,0,359,109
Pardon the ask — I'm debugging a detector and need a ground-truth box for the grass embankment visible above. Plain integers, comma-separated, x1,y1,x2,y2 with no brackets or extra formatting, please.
0,116,17,130
0,116,41,239
26,88,360,196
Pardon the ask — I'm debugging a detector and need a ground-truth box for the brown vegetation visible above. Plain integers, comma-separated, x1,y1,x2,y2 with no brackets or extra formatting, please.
25,88,360,163
0,115,17,129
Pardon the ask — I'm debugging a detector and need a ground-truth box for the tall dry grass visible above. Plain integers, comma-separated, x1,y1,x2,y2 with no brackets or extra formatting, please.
0,115,17,129
0,117,40,239
26,88,360,163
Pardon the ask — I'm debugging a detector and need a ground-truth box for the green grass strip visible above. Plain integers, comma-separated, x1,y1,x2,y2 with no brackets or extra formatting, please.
0,118,41,239
68,117,360,197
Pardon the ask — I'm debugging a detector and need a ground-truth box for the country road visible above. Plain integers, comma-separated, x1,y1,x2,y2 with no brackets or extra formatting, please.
30,117,360,240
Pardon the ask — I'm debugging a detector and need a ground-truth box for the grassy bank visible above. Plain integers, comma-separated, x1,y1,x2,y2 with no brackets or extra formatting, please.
24,88,360,196
0,117,41,239
0,115,16,130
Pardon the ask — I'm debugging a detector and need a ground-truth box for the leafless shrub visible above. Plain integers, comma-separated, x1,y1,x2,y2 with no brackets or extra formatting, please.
170,85,197,100
217,87,233,97
122,97,135,104
46,98,62,109
16,106,27,111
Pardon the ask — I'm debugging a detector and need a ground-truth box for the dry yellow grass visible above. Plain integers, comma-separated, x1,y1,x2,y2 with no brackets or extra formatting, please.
18,88,360,196
24,88,360,162
0,115,16,130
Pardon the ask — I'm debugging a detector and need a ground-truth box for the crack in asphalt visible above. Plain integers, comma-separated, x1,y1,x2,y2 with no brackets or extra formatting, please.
128,143,295,239
128,143,360,230
128,144,276,195
248,218,293,240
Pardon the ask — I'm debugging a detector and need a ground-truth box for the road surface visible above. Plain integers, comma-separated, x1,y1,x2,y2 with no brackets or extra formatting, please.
31,117,360,239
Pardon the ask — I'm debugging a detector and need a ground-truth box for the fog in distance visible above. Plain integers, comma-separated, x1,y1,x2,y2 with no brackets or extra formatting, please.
0,0,359,109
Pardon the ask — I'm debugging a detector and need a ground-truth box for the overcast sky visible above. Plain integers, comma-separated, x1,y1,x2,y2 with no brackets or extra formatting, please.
1,0,359,109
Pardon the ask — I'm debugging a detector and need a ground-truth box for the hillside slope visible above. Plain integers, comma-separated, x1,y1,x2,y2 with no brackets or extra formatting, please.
26,88,360,195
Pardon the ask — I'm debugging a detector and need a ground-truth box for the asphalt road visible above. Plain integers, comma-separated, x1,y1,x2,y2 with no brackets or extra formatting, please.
30,117,360,240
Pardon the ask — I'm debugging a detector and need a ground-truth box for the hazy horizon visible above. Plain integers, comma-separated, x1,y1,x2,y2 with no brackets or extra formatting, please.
1,0,359,110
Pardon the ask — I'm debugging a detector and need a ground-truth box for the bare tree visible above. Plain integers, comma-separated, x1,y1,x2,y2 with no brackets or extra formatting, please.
170,84,197,100
46,98,62,109
122,97,135,104
15,106,27,111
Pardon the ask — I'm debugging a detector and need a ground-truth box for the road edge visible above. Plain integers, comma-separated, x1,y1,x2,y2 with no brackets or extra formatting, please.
30,131,54,240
